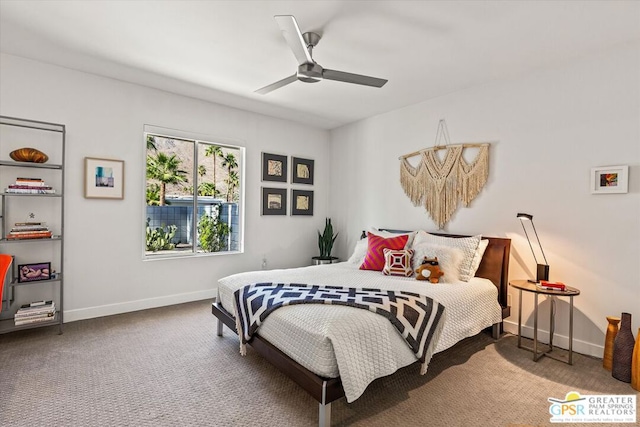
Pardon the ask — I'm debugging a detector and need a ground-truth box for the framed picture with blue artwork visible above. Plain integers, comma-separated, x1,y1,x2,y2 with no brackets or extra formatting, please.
84,157,124,199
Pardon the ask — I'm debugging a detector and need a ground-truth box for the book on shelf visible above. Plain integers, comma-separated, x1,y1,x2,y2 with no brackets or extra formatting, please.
13,181,50,188
10,226,49,232
6,231,53,240
14,222,47,226
8,229,50,234
8,185,54,190
6,226,53,240
15,307,55,316
537,280,566,291
6,178,54,192
15,177,45,184
5,188,56,194
15,302,55,315
17,301,55,310
15,309,55,321
24,300,54,307
15,310,55,320
16,300,55,310
15,315,56,326
16,177,44,181
14,182,47,187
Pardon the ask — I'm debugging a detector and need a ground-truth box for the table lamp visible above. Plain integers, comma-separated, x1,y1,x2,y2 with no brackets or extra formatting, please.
517,212,549,283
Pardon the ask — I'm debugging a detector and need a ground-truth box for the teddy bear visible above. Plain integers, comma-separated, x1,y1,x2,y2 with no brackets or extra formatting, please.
415,257,444,283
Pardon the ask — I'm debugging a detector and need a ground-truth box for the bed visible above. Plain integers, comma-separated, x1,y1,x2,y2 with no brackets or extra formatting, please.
211,231,511,427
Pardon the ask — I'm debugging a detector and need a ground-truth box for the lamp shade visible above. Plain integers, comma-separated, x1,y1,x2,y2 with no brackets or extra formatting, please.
516,212,533,221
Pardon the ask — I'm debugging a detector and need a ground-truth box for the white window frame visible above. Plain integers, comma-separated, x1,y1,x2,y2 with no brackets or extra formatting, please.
142,124,245,260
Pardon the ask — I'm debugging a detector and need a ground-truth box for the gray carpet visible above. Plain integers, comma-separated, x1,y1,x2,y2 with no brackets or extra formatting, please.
0,300,637,427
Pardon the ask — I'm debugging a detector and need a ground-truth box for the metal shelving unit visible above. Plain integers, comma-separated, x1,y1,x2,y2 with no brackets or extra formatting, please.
0,115,65,334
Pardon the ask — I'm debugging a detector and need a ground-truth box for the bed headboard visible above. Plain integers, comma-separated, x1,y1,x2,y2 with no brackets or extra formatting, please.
373,230,511,311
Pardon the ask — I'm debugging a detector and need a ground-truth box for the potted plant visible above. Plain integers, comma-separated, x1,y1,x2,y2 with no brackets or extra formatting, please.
312,218,339,265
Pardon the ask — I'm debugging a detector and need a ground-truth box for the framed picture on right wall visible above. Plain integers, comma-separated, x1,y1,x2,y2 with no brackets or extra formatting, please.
291,157,314,185
262,152,288,183
291,189,314,216
590,165,629,194
261,187,287,215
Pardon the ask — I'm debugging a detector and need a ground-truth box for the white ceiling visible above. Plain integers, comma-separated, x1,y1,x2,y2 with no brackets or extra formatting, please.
1,1,639,130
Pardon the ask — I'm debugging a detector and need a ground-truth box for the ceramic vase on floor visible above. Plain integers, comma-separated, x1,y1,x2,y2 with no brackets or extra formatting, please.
612,312,634,383
603,316,620,371
632,328,640,391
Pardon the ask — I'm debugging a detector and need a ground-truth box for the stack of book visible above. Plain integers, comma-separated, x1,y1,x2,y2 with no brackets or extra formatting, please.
14,300,56,326
537,280,567,291
5,177,56,194
5,222,52,240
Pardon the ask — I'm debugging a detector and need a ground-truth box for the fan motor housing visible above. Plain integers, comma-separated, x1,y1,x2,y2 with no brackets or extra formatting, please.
297,62,323,83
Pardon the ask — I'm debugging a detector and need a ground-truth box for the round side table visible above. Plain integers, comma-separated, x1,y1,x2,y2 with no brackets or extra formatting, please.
509,280,580,365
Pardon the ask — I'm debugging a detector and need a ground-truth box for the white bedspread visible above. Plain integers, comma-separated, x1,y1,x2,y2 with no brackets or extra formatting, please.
218,262,502,402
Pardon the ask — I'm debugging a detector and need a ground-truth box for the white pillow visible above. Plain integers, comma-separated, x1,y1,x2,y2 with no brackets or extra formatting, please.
412,243,464,283
369,228,416,248
413,231,481,282
347,238,369,265
469,239,489,277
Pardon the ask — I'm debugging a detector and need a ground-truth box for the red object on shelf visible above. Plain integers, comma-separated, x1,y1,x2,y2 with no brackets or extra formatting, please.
0,254,12,312
6,232,53,240
539,280,566,291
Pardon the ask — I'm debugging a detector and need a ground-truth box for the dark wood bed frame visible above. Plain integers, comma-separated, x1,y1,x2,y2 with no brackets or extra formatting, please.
211,232,511,427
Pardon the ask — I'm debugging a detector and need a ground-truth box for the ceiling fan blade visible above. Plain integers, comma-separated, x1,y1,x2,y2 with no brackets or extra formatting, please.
255,74,298,95
274,15,313,65
323,69,388,88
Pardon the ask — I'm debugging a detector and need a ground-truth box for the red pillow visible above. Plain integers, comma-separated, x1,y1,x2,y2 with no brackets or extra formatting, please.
360,232,409,271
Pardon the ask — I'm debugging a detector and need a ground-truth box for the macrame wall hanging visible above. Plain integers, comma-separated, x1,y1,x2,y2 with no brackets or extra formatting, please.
399,119,490,229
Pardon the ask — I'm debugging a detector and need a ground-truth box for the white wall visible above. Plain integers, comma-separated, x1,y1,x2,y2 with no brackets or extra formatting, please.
0,53,330,321
329,42,640,357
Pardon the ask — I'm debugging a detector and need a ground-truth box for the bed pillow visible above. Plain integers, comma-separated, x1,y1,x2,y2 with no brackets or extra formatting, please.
347,237,369,265
369,228,416,248
469,239,489,277
412,243,464,283
360,232,409,271
382,248,414,277
413,231,481,282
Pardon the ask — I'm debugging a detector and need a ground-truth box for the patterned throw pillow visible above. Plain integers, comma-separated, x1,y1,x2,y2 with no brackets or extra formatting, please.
369,228,417,248
360,232,409,271
413,231,481,282
382,248,415,277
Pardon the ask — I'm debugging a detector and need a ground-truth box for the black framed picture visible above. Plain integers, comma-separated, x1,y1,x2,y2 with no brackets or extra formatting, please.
261,152,288,183
291,157,314,185
261,187,287,215
291,189,314,216
18,262,51,283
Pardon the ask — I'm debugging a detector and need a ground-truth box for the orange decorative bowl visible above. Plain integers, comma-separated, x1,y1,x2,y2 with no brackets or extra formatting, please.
9,148,49,163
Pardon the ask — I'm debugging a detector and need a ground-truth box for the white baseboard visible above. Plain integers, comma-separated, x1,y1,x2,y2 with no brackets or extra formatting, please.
503,319,603,359
63,289,217,323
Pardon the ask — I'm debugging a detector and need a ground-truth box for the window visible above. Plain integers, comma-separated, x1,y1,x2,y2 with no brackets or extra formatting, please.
144,127,243,259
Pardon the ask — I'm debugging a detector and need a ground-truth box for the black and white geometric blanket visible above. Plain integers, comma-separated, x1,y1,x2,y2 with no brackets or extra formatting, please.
233,283,445,368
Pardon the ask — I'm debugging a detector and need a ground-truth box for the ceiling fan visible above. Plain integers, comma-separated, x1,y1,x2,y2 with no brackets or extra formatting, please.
256,15,388,95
